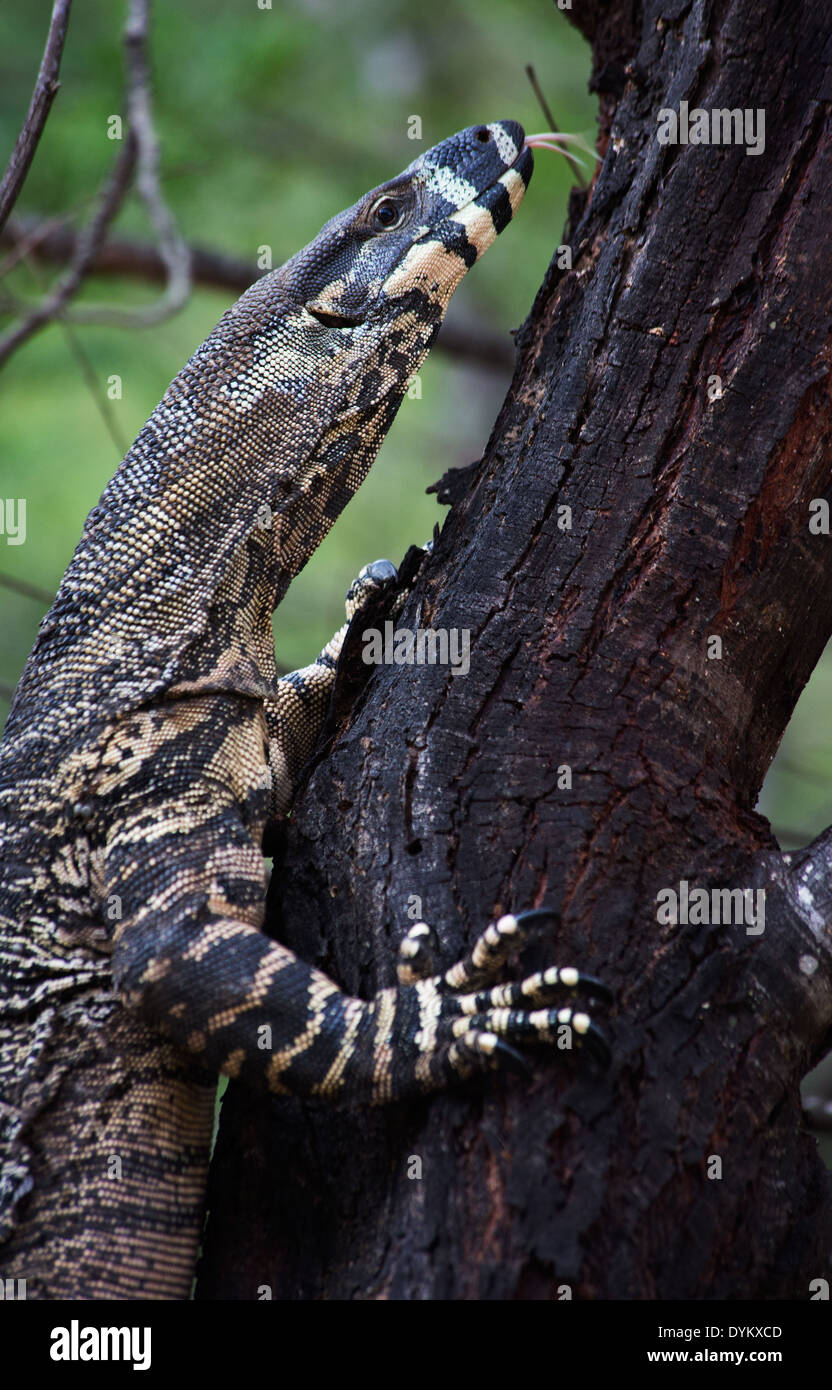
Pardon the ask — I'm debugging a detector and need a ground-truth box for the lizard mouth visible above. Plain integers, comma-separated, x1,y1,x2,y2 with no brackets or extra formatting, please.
401,121,532,250
442,139,534,260
507,139,535,184
307,306,365,329
378,144,533,306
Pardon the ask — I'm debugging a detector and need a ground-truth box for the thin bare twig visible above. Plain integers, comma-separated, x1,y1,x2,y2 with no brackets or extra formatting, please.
525,63,587,188
60,320,130,456
2,218,130,455
0,0,73,233
0,133,137,368
0,212,70,278
0,570,55,605
2,217,253,292
0,0,192,362
67,0,191,327
525,64,559,135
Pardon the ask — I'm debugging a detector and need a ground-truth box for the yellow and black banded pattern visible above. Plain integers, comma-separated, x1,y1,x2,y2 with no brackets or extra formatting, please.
0,122,607,1299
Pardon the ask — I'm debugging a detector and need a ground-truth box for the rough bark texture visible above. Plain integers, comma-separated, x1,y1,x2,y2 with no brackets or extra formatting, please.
198,0,832,1299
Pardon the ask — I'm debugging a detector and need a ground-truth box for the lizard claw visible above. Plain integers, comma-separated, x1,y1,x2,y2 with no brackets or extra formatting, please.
446,1029,531,1082
363,558,398,585
579,1019,612,1071
476,1033,532,1078
513,907,559,928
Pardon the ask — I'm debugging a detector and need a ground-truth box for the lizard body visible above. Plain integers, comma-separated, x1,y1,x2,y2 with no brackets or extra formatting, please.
0,121,606,1299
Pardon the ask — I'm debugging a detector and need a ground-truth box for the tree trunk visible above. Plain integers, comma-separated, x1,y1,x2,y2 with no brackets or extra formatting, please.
198,0,832,1300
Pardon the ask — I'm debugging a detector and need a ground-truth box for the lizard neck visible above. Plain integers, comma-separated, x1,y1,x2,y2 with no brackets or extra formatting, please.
9,280,428,736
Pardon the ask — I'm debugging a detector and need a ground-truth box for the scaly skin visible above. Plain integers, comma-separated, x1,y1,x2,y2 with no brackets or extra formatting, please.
0,121,607,1300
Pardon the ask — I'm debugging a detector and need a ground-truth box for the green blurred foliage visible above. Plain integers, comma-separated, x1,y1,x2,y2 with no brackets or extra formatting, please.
2,2,832,971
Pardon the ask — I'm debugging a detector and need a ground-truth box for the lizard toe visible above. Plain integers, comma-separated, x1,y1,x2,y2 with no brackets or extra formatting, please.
450,1004,611,1069
397,920,440,984
458,966,612,1013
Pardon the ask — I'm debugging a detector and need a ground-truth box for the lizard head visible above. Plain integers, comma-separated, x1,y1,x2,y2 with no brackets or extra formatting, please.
281,120,533,328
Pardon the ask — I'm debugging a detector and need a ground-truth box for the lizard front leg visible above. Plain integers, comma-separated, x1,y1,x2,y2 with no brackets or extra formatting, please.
265,559,398,817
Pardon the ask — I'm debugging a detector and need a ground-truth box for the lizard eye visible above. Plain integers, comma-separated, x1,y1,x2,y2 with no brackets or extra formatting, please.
370,196,404,231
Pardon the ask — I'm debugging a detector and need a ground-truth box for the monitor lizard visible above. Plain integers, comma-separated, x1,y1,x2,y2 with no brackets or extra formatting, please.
0,120,609,1299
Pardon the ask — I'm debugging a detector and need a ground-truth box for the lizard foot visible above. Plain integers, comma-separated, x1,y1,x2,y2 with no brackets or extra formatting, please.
345,558,398,621
382,909,612,1095
347,540,432,630
441,910,611,1069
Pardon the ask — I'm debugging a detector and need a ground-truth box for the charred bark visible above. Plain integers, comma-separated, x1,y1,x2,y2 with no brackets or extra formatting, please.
199,0,832,1300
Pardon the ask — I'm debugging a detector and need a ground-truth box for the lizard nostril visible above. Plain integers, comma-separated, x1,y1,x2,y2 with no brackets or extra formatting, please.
475,126,491,143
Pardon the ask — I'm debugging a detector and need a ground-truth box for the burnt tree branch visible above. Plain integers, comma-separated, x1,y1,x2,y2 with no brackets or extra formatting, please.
199,0,832,1300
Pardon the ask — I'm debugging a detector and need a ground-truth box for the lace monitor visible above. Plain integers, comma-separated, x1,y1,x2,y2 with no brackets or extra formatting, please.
0,120,609,1300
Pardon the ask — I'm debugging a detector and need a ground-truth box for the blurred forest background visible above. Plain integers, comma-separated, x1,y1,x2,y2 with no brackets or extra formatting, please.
1,1,830,1132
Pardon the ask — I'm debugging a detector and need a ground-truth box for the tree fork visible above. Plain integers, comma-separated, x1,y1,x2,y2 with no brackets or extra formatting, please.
199,0,832,1300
